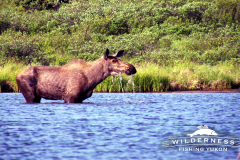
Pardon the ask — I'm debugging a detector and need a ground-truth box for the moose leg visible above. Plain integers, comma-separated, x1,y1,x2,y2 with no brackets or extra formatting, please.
32,94,41,103
82,90,93,101
64,94,83,103
65,90,93,103
16,74,40,103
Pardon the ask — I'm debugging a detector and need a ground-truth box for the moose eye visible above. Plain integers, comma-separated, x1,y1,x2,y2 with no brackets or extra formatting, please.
112,59,118,63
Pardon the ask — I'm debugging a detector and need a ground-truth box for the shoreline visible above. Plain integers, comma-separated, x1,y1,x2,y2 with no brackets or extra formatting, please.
93,88,240,93
1,78,240,93
166,88,240,93
1,89,240,93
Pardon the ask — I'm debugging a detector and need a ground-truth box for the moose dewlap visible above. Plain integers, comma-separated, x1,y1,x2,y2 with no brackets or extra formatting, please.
16,49,137,103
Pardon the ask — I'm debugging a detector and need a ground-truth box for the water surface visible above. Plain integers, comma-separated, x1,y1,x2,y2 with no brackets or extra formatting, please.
0,93,240,160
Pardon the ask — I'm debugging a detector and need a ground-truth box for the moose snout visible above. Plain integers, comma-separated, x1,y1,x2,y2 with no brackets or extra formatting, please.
126,64,137,75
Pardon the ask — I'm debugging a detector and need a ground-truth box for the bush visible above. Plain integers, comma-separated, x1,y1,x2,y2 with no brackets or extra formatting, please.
14,0,69,11
0,40,48,65
179,2,209,23
215,0,240,24
203,0,240,24
0,19,10,34
0,0,239,67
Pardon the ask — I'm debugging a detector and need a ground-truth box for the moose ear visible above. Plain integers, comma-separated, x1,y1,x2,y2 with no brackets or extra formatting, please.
104,48,110,60
113,50,124,57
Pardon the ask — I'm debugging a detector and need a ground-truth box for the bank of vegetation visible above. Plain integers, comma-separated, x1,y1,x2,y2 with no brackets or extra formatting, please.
0,0,240,92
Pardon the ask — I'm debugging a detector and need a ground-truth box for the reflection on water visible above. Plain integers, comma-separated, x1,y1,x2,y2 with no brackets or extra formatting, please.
0,93,240,160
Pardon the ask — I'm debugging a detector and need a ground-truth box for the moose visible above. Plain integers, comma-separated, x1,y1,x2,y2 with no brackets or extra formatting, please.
16,49,137,103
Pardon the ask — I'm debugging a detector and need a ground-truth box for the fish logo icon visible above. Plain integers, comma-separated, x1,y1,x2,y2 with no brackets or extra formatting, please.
187,125,218,137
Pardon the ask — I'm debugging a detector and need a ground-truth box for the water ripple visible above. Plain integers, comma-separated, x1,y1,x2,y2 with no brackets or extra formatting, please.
0,93,240,159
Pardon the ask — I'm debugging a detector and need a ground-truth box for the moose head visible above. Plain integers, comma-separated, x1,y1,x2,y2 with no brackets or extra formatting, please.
104,49,137,76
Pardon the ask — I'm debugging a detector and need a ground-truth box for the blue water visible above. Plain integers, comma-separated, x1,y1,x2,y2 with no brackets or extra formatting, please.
0,93,240,160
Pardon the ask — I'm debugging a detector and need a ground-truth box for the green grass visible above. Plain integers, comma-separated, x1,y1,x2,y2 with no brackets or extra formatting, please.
0,0,240,92
0,63,28,92
0,62,239,92
94,62,240,92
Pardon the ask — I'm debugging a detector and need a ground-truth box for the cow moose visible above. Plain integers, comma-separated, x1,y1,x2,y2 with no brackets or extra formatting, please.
16,49,137,103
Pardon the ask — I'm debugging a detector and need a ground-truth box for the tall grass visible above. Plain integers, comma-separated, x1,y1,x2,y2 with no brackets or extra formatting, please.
0,63,28,92
94,62,240,92
0,0,240,92
0,62,239,92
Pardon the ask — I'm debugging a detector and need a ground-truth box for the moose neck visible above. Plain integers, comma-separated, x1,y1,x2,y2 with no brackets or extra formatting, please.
86,57,110,90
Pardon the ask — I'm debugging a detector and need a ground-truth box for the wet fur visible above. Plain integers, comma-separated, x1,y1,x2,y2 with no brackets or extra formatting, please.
16,49,136,103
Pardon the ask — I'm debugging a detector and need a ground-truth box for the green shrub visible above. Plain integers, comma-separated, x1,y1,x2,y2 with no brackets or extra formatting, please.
14,0,69,11
215,0,240,24
179,2,209,23
203,0,240,24
0,40,48,65
0,0,240,67
0,19,10,34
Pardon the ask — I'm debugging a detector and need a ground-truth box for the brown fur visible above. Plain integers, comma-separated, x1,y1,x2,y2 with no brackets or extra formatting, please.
16,49,137,103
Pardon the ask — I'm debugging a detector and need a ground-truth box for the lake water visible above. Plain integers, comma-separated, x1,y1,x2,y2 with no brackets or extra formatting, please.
0,93,240,160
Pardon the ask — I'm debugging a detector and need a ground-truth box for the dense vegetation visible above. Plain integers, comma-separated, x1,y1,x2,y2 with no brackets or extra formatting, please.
0,0,240,92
